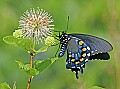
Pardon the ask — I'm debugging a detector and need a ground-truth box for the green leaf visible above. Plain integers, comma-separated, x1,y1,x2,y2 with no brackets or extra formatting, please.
15,57,58,76
25,68,39,76
49,57,58,63
33,60,43,67
15,60,39,76
0,82,11,89
88,86,105,89
13,81,16,89
3,36,33,51
35,57,58,74
15,60,24,69
35,59,52,73
17,38,33,50
35,46,48,54
3,36,20,46
24,64,39,76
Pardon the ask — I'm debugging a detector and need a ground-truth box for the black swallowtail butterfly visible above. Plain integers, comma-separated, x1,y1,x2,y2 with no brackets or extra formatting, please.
58,31,113,79
56,17,113,79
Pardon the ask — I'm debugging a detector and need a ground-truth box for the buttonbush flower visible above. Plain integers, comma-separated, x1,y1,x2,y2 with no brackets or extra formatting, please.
19,7,54,43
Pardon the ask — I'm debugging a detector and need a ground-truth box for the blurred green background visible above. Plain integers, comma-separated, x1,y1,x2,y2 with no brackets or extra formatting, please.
0,0,120,89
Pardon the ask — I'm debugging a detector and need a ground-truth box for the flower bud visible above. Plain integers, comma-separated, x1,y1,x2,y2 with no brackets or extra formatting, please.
45,36,55,46
13,30,23,38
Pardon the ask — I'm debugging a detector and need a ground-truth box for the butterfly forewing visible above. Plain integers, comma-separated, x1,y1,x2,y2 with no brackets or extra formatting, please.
70,34,113,55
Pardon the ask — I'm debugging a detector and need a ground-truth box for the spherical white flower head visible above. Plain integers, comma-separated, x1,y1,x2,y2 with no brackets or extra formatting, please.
19,8,54,43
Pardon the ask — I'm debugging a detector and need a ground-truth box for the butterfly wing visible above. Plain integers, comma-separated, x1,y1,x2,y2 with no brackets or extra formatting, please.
70,34,113,59
66,36,91,79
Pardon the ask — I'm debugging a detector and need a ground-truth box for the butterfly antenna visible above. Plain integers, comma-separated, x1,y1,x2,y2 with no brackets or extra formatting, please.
65,16,69,32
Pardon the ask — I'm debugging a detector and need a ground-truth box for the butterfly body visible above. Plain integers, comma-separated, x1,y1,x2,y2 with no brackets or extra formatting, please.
58,31,113,79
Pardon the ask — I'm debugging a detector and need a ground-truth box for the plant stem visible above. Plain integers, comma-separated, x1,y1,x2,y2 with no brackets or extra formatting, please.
27,38,36,89
26,53,34,89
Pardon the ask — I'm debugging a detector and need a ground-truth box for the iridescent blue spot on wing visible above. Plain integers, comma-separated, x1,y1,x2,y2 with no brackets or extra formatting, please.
68,58,71,62
72,53,75,58
77,53,81,58
78,48,82,53
75,54,79,60
75,39,78,44
78,45,82,49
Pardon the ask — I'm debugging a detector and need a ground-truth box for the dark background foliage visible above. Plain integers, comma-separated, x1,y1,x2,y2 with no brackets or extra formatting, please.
0,0,120,89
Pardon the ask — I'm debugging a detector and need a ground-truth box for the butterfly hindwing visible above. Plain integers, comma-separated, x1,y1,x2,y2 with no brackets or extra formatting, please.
66,36,91,78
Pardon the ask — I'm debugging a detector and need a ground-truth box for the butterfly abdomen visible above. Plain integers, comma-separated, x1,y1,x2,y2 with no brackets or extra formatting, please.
58,44,67,57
